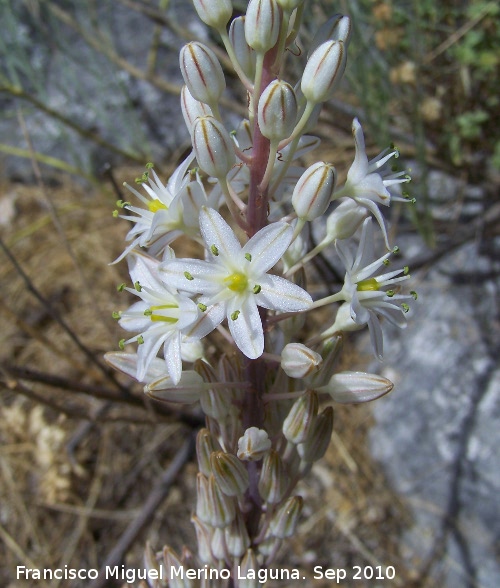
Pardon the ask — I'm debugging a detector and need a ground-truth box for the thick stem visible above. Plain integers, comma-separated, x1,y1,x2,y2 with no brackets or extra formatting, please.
246,50,279,236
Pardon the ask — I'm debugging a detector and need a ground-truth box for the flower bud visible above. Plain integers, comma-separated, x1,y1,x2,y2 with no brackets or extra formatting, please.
297,406,333,462
318,371,394,404
229,17,256,79
269,495,303,538
282,390,318,444
239,549,259,588
326,198,367,241
207,473,236,527
210,451,249,496
196,428,222,477
192,0,233,31
196,473,211,523
258,449,289,503
181,85,213,132
309,14,352,56
225,512,251,557
144,542,166,588
237,427,272,461
196,361,232,419
191,115,235,178
301,40,346,104
163,547,188,588
245,0,281,53
292,162,336,220
281,343,322,378
211,527,226,560
144,370,203,404
190,515,212,564
258,80,298,141
179,42,226,106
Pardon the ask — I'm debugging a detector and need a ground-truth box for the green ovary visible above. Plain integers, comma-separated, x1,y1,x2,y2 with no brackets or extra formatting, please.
224,272,248,293
357,278,380,292
149,304,178,323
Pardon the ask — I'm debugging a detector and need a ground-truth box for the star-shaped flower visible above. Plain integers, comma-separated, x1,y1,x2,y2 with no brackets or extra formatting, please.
160,207,313,359
116,251,208,384
114,152,206,262
338,118,410,247
330,217,414,358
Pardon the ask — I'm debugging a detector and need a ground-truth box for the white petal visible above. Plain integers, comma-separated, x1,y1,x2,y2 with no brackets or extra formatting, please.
136,329,173,381
227,296,263,359
160,258,222,294
243,222,293,275
127,251,165,292
164,330,183,384
256,274,312,312
145,370,203,404
185,302,226,338
199,207,242,261
119,300,150,332
104,352,168,384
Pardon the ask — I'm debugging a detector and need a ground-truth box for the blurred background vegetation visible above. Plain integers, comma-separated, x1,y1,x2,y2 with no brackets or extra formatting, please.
0,1,498,587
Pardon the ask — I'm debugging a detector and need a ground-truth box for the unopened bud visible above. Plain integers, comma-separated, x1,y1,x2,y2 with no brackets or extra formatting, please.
196,428,222,477
297,406,334,462
281,343,322,378
292,162,336,220
210,451,249,496
245,0,281,53
211,527,226,560
191,115,235,178
258,80,298,141
239,549,259,588
269,495,303,538
237,427,272,461
163,547,188,587
225,512,251,557
309,14,352,56
191,515,212,564
208,473,236,527
144,543,166,588
258,449,289,503
192,0,233,31
318,371,394,404
283,390,319,444
326,198,367,240
229,17,256,79
145,370,203,403
181,85,213,132
180,42,226,106
196,473,211,524
301,40,346,104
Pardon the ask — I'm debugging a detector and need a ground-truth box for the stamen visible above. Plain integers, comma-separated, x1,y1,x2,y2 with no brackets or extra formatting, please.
184,271,194,281
231,310,240,320
253,284,262,294
211,245,220,256
245,253,252,262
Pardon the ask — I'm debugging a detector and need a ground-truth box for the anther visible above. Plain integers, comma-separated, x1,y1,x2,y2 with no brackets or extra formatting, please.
184,271,194,281
231,310,240,321
211,245,219,256
137,335,144,344
118,339,126,350
198,303,207,312
253,284,261,294
117,283,126,292
410,291,418,300
245,253,252,262
134,281,142,291
112,311,121,319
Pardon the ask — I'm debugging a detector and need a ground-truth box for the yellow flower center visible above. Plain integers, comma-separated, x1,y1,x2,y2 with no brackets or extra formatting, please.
224,272,248,293
148,200,168,213
357,278,380,292
149,304,178,323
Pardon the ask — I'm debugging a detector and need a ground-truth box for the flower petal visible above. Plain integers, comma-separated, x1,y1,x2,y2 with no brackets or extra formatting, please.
199,207,243,262
227,296,263,359
256,274,312,312
160,258,222,294
243,222,293,275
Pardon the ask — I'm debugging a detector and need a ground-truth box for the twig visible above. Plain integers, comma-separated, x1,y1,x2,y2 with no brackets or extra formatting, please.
87,433,196,588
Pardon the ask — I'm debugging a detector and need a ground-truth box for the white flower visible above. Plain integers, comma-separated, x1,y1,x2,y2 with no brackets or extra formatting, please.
339,118,410,247
160,207,313,359
117,251,205,384
332,217,413,359
114,152,206,262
